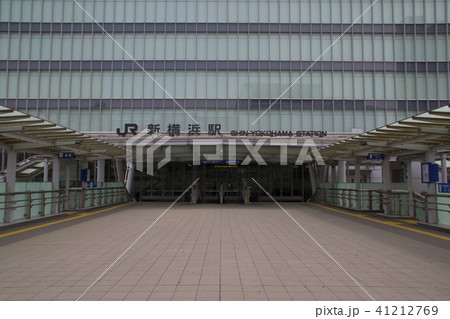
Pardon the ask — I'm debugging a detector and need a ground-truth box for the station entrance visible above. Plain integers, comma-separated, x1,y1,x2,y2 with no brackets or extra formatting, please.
134,162,312,203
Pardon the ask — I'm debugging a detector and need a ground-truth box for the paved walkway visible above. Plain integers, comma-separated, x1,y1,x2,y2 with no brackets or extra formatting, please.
0,203,449,301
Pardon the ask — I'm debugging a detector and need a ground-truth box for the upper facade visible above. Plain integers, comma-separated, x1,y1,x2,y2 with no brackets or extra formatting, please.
0,0,449,133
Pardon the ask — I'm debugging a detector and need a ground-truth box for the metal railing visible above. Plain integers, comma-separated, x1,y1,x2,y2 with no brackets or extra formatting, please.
313,186,450,225
1,186,131,225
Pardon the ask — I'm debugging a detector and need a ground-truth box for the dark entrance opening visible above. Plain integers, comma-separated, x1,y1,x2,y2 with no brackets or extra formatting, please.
134,162,312,203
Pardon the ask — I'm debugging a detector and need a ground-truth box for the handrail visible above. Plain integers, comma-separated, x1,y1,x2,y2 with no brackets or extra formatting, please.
1,186,131,225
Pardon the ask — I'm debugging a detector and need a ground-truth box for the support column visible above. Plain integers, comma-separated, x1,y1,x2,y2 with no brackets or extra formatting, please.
407,161,415,217
425,150,438,224
331,163,337,184
125,162,134,196
308,164,318,195
5,148,17,223
442,154,448,183
43,158,49,182
115,160,124,183
96,159,105,188
52,156,60,214
382,158,391,215
64,161,70,210
338,160,346,183
355,160,361,210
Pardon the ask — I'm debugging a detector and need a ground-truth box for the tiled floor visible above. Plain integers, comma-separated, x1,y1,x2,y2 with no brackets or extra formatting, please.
0,202,449,301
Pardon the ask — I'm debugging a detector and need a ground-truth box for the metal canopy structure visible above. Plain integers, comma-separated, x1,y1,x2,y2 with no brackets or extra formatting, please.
0,105,125,160
317,105,450,162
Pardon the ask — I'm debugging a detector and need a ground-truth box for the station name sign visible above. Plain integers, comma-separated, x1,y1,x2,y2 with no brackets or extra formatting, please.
117,123,327,138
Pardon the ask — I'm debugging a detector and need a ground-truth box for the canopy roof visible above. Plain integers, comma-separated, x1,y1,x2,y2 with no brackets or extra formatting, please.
0,105,125,160
317,104,450,162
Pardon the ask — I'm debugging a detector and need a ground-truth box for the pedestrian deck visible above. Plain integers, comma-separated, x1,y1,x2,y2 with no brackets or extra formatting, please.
0,203,449,301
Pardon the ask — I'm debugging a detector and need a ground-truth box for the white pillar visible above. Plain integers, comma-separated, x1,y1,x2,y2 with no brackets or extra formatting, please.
442,154,448,183
52,156,60,214
407,161,415,217
382,158,391,215
97,159,105,187
355,160,361,210
64,162,70,210
115,160,124,183
43,158,49,182
331,163,337,184
125,162,134,195
338,160,346,183
309,164,318,195
5,148,17,223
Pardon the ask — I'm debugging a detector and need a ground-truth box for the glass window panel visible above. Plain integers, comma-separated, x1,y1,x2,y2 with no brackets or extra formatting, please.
436,35,446,61
290,1,300,23
71,35,82,60
342,36,352,61
186,34,196,60
269,1,279,23
228,1,238,23
60,72,70,98
154,36,165,60
238,35,249,60
38,72,49,98
321,35,332,61
185,72,195,99
81,72,91,99
259,71,270,99
153,73,164,98
165,35,175,60
394,35,404,61
155,1,166,22
384,35,394,61
280,1,289,23
121,72,132,99
374,72,384,99
0,0,11,22
372,35,383,61
343,73,353,98
218,72,228,99
19,34,30,60
364,72,374,99
177,1,187,21
280,35,290,60
143,72,154,98
197,34,207,60
427,73,437,99
382,0,393,23
415,35,426,61
94,1,105,21
311,35,321,60
385,73,395,99
404,35,415,61
82,36,92,60
166,1,176,22
175,72,186,98
417,73,427,99
217,1,227,22
259,1,269,23
414,0,425,23
71,72,81,98
164,73,175,99
301,73,312,98
406,73,416,99
207,72,218,99
321,0,331,23
404,1,414,23
133,73,143,99
426,35,436,60
112,73,122,99
18,71,29,98
435,0,446,23
270,35,279,60
323,72,332,99
249,36,259,60
228,73,238,99
395,72,406,99
174,35,185,60
50,72,60,98
354,73,364,99
269,72,280,97
438,73,448,99
333,72,343,99
290,72,302,99
259,34,269,60
353,35,362,61
29,72,39,98
393,0,404,23
208,1,218,22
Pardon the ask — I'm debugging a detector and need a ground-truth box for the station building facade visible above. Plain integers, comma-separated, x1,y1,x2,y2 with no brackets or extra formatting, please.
0,0,449,201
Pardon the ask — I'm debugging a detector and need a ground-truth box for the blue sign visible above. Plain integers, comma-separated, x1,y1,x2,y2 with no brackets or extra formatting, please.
438,183,450,193
58,152,75,159
421,163,439,183
367,153,385,160
200,160,242,165
80,168,90,182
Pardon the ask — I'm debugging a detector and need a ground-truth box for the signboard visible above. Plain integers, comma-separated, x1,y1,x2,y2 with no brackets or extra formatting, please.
58,152,75,159
200,160,242,165
80,168,90,182
438,183,450,193
367,153,385,160
421,163,439,183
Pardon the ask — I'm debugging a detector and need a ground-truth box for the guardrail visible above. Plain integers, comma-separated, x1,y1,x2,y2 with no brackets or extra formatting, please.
313,187,450,224
1,186,131,225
